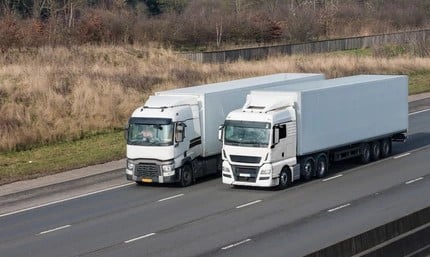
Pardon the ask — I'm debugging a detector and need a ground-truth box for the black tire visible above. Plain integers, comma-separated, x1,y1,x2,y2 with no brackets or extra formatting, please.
301,157,315,181
180,164,193,187
370,141,381,161
315,153,328,178
135,181,144,186
380,139,392,158
360,143,371,164
277,168,291,190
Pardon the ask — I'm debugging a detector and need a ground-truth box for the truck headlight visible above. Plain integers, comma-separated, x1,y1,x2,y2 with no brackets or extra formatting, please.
260,165,272,175
222,162,231,174
162,164,175,176
126,160,134,175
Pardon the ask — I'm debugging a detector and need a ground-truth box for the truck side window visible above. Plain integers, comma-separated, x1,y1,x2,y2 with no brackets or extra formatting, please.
279,124,287,139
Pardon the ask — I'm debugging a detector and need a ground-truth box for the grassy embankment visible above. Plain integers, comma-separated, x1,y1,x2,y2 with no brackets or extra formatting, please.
1,46,430,185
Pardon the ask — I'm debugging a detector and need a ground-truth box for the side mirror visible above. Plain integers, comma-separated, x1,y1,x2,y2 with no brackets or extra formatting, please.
218,124,224,141
272,127,280,146
124,125,129,140
175,123,186,143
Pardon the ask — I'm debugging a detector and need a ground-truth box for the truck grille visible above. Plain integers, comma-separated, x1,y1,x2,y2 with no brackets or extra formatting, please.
230,155,261,164
135,163,158,177
233,166,258,182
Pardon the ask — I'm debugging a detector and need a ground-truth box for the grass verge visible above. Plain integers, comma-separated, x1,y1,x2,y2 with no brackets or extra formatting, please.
0,131,125,185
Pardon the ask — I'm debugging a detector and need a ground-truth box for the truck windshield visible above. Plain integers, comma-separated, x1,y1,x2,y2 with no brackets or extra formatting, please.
128,118,173,146
224,121,270,147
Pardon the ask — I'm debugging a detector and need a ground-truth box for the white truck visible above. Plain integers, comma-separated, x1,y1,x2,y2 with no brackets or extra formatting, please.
125,73,325,186
220,75,408,189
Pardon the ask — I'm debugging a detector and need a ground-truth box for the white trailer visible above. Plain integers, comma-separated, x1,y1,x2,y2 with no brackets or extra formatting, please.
125,73,324,186
221,75,408,189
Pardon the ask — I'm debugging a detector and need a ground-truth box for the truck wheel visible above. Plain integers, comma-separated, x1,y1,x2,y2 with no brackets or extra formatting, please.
315,153,328,178
301,157,315,181
277,168,291,190
380,139,392,158
360,143,371,164
135,181,144,186
180,164,193,187
370,141,381,161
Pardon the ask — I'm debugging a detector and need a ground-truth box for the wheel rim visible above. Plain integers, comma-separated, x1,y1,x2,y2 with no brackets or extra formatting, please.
304,161,313,177
364,147,370,160
280,171,288,185
373,144,380,157
318,159,326,176
382,142,389,155
182,167,192,185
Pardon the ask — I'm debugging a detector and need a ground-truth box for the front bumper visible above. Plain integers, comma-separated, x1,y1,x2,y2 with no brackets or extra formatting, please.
127,173,180,184
222,174,279,187
222,162,279,187
126,161,180,184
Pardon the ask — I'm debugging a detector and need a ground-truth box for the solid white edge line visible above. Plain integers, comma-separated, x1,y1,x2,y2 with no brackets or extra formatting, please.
236,200,262,209
409,108,430,116
157,194,184,202
328,203,351,213
39,225,71,235
393,153,410,159
405,177,424,185
322,174,343,182
221,239,252,250
124,233,156,244
0,183,134,218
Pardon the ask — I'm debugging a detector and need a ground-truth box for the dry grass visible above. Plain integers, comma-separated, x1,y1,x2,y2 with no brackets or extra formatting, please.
1,45,430,152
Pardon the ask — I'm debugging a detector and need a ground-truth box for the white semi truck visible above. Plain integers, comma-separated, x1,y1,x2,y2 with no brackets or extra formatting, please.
125,73,325,186
220,75,408,189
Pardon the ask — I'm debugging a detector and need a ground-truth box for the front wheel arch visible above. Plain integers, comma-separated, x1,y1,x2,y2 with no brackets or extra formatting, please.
179,163,193,187
277,166,292,190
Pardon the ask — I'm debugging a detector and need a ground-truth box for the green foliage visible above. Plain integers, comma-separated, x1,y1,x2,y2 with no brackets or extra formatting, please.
373,44,406,58
0,130,125,185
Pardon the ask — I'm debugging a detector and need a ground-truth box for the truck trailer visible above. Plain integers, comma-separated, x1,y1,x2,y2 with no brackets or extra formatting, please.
125,73,325,186
220,75,408,189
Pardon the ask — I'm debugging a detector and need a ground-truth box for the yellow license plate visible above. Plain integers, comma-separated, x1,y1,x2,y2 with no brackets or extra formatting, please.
142,178,153,183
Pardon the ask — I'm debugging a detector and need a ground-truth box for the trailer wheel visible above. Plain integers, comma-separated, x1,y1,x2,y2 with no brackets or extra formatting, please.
370,141,381,161
315,153,328,178
301,157,315,181
380,139,392,158
360,143,371,164
277,168,291,190
180,164,193,187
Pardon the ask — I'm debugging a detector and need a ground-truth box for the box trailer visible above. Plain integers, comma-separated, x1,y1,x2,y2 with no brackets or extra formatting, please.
125,73,324,186
220,75,408,189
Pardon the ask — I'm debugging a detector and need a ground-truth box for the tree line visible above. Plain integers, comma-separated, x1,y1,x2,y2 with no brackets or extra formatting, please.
0,0,429,51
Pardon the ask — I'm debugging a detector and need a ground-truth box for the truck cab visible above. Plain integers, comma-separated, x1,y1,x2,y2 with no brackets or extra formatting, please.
126,95,201,186
221,93,299,188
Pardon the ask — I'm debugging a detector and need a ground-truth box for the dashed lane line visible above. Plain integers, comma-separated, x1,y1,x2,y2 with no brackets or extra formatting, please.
39,225,71,235
221,239,252,250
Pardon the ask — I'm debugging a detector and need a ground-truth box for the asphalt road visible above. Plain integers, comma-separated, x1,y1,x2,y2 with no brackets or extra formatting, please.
0,109,429,257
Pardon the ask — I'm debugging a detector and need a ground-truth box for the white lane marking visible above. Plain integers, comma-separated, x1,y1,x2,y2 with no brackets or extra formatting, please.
393,153,410,159
221,239,252,250
328,203,351,213
409,108,430,116
39,225,71,235
322,174,343,182
124,233,156,244
236,200,262,209
157,194,184,202
405,177,424,185
0,183,134,218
